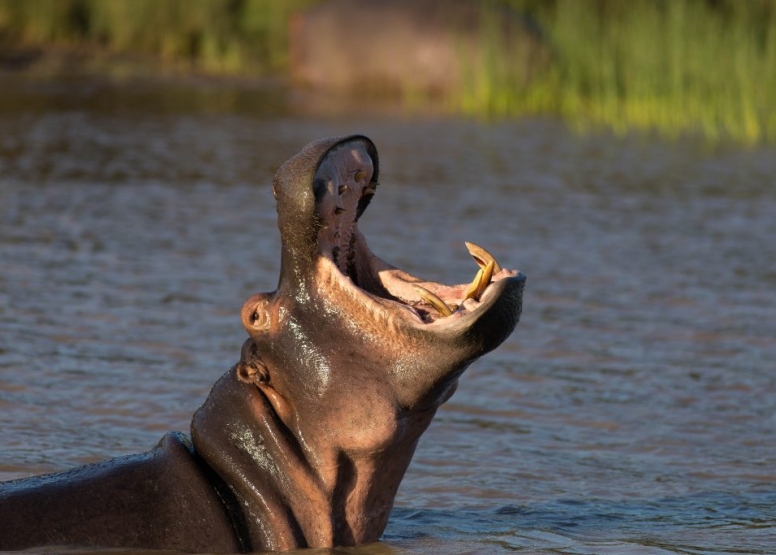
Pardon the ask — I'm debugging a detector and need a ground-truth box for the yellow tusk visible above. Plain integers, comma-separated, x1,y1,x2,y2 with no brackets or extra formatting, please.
475,260,495,299
464,268,484,301
464,241,503,274
463,260,495,302
412,285,453,317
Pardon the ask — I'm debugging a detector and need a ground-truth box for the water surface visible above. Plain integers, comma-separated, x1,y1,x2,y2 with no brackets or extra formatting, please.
0,79,774,554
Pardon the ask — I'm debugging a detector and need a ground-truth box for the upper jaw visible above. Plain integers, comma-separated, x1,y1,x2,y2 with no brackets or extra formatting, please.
281,133,523,351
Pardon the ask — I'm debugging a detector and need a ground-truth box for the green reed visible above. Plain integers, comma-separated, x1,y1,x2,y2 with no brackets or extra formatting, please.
461,0,776,143
1,0,774,143
0,0,314,74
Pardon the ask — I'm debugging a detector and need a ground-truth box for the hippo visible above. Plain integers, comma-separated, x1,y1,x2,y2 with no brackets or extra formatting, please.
0,135,525,552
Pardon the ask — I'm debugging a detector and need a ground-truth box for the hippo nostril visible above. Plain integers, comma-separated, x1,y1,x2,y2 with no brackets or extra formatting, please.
338,185,347,195
334,206,346,215
313,177,328,203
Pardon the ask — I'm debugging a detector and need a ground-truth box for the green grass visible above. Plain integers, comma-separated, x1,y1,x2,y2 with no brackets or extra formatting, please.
464,0,776,144
0,0,315,74
1,0,775,143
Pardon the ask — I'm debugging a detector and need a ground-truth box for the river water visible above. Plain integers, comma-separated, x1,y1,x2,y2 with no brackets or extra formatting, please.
0,79,774,554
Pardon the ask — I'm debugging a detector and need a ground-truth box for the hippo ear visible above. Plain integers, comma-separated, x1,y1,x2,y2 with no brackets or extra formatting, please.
236,339,269,385
236,338,295,424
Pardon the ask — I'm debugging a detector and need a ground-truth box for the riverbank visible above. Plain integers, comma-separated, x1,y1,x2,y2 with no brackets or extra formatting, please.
1,0,774,143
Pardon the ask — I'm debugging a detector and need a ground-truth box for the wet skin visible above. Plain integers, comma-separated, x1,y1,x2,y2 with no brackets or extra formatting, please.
0,135,525,552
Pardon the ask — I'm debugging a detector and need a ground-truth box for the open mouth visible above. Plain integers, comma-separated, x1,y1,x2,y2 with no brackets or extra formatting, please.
322,233,518,326
313,142,520,328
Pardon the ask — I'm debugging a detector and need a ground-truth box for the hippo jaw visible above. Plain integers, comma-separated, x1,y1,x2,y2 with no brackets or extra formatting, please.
193,136,525,551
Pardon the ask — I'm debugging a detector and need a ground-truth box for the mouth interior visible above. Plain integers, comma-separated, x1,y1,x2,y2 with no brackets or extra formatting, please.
313,143,515,325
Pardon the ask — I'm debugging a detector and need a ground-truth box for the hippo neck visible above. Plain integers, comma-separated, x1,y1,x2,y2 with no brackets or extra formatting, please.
190,366,431,551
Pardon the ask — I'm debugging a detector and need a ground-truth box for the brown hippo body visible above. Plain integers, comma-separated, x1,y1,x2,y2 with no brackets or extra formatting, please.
0,432,243,552
0,135,525,552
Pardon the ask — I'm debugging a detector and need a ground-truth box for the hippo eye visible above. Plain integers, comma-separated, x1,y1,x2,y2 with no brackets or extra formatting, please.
354,170,366,182
251,309,269,331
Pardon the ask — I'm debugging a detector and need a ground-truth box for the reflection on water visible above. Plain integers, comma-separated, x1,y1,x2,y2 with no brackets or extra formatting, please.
0,79,774,554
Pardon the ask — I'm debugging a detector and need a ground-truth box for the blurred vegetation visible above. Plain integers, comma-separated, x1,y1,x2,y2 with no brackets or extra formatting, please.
493,0,776,143
0,0,774,143
0,0,315,73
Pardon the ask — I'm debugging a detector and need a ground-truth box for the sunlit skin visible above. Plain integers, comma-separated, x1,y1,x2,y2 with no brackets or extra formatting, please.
0,135,525,552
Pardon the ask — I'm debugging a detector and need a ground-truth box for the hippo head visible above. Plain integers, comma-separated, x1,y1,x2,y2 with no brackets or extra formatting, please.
192,135,525,551
243,134,523,434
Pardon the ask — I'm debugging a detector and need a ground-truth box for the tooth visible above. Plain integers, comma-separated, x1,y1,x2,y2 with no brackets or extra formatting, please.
463,268,483,301
476,260,495,299
464,241,503,274
464,260,495,301
362,185,376,196
412,285,453,318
